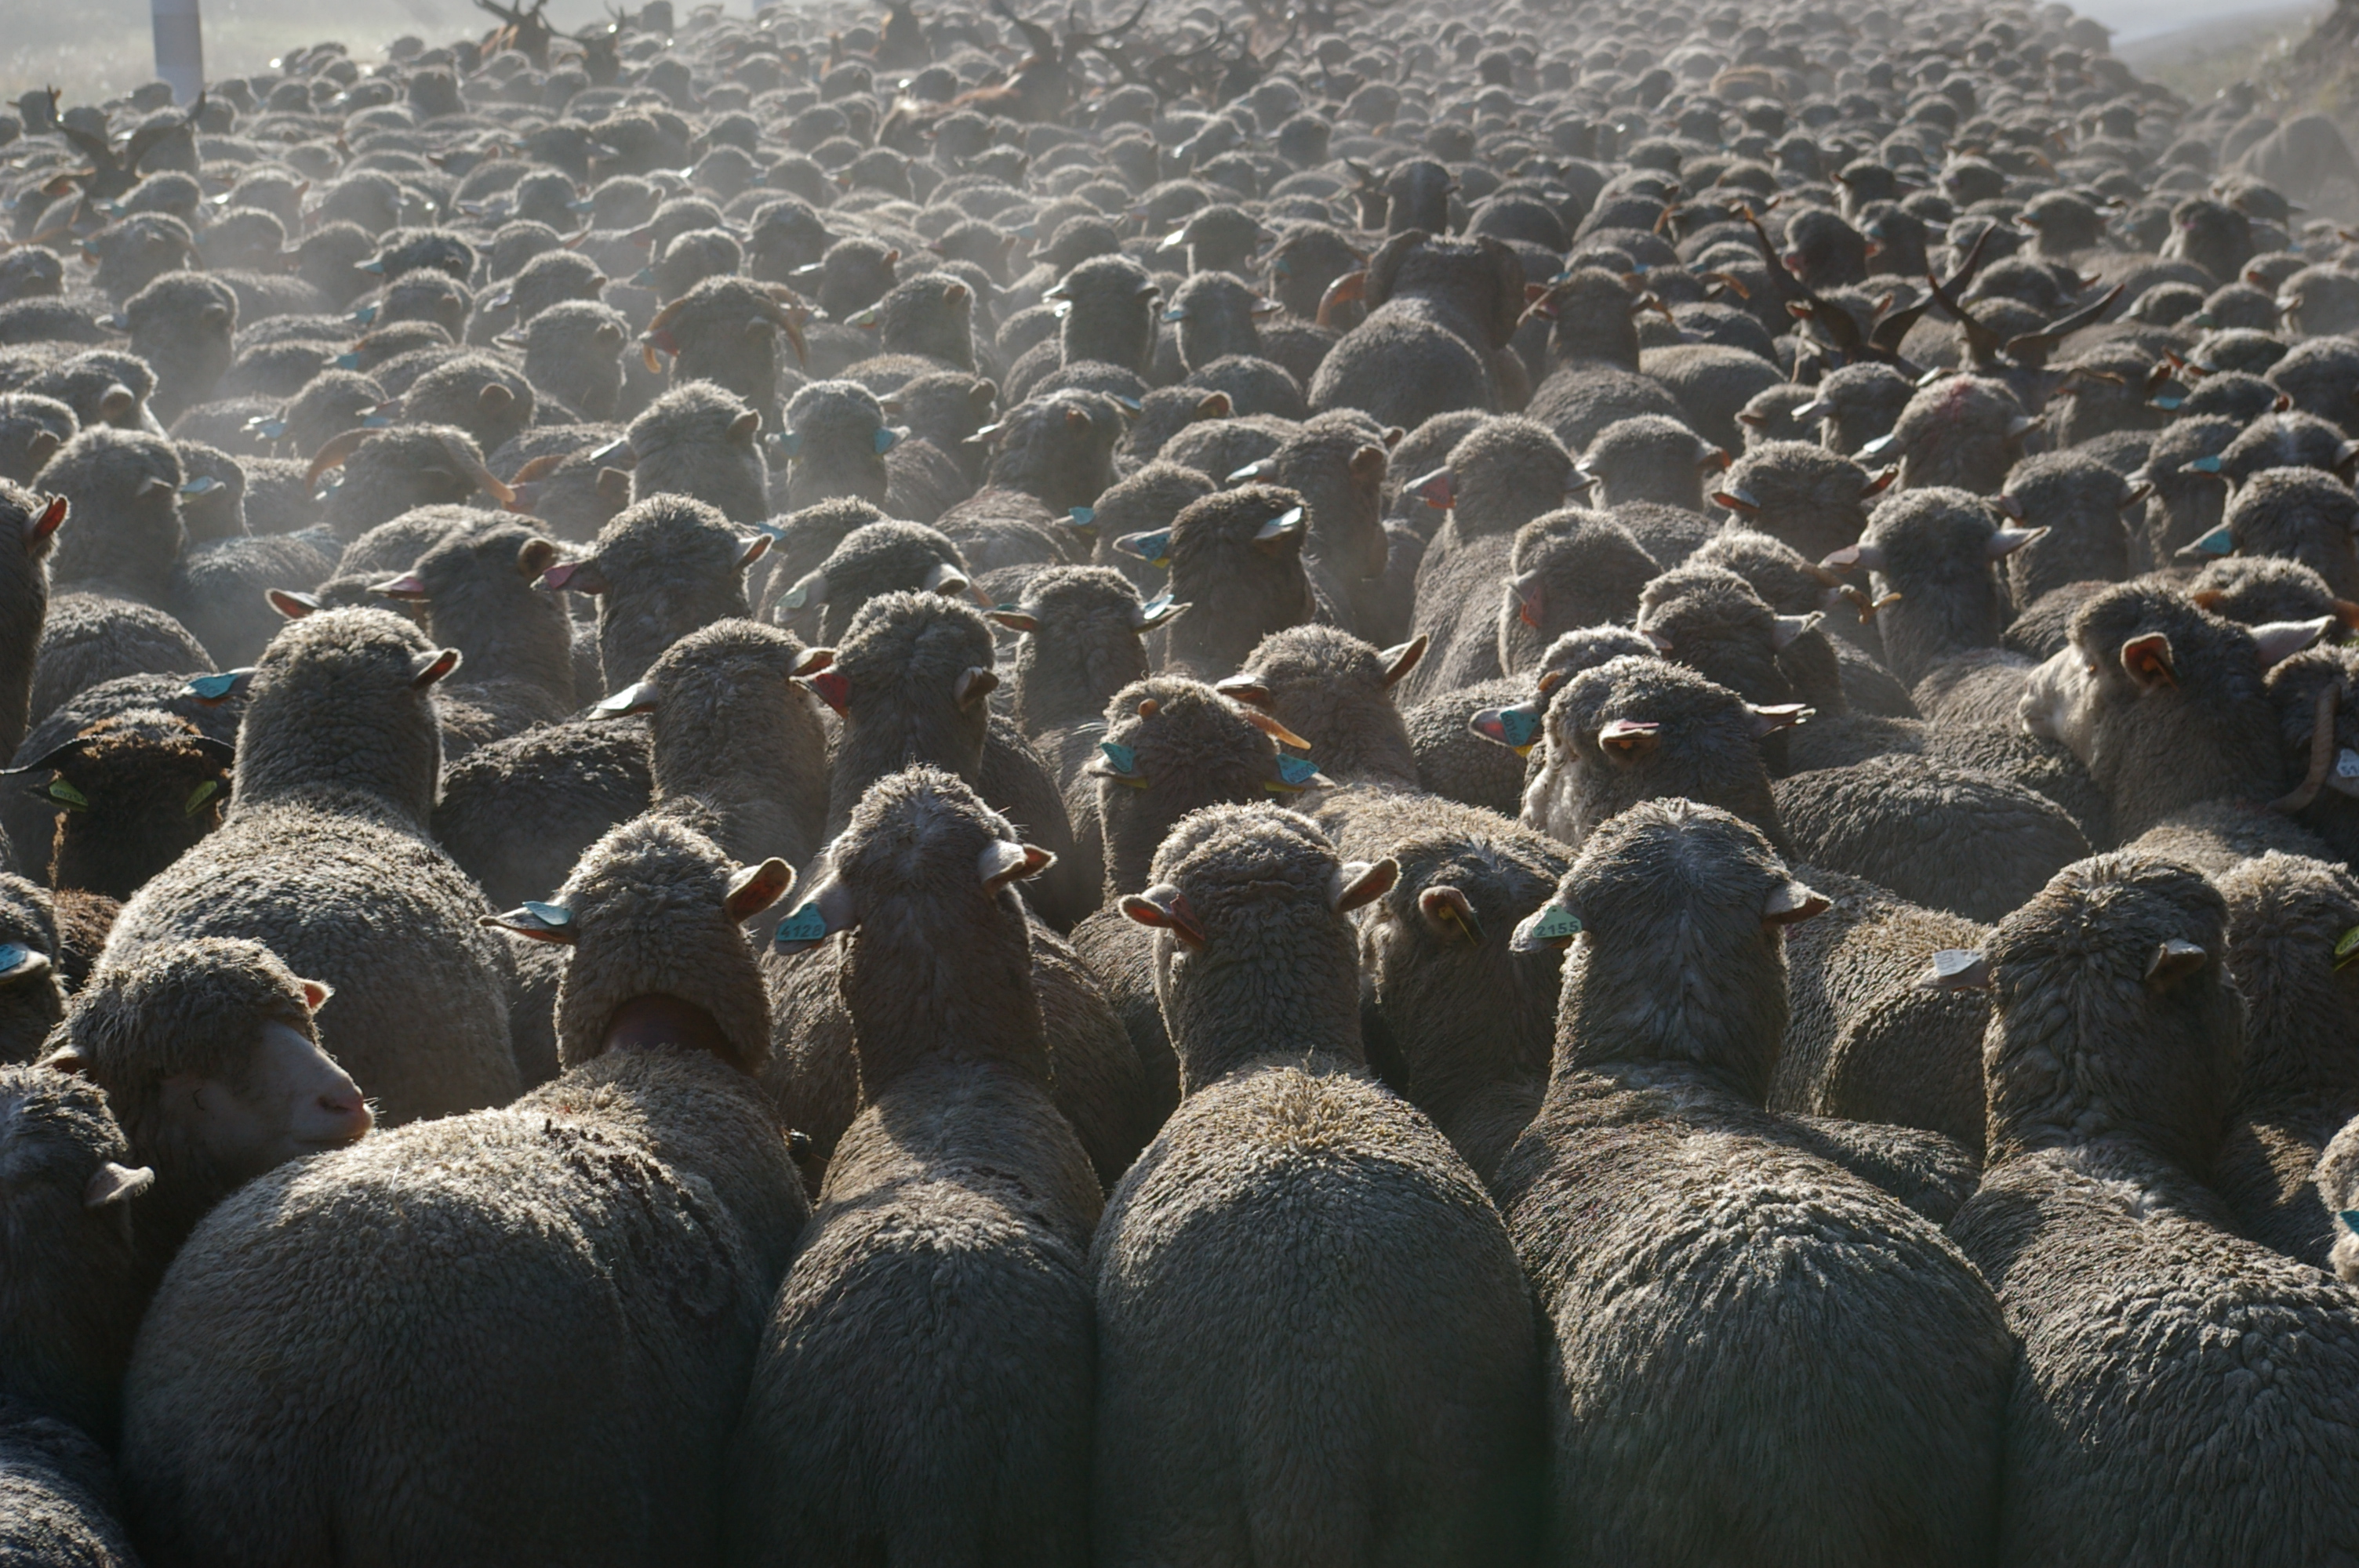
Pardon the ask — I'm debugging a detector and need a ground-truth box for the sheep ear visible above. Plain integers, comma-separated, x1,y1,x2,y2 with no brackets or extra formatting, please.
24,495,67,553
1986,524,2047,560
1330,858,1398,914
729,410,762,444
791,647,834,678
2252,617,2335,668
516,538,561,580
1119,884,1206,946
2119,633,2176,690
539,558,610,594
410,648,463,688
1349,445,1387,484
987,606,1040,633
372,572,428,601
1417,884,1483,943
1762,880,1829,925
83,1163,153,1209
2,737,91,776
979,840,1053,889
595,468,633,509
1379,633,1428,687
1405,468,1456,509
736,532,772,570
776,570,825,612
2146,938,2207,989
725,858,796,920
1916,948,1990,991
1821,542,1886,574
1214,675,1273,708
1251,506,1306,554
594,681,657,717
954,666,998,707
1859,464,1899,497
923,561,970,597
480,901,576,944
1133,595,1188,630
1769,614,1822,651
267,588,320,619
299,979,333,1011
38,1043,88,1076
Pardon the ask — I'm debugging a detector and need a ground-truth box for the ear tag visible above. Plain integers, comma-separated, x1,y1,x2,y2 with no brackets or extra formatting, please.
350,303,378,325
1118,530,1172,567
182,779,219,815
1161,305,1187,321
2336,925,2359,970
187,671,248,701
1527,905,1582,941
2151,395,2183,411
2191,523,2234,555
1140,592,1174,619
1267,753,1325,792
1114,394,1143,413
2190,454,2223,474
1856,434,1896,457
770,430,803,458
46,779,87,809
775,902,829,943
249,418,288,437
873,426,900,453
1068,505,1096,531
780,582,809,610
522,901,572,927
1498,706,1542,750
2343,1209,2359,1235
2337,748,2359,781
1099,740,1139,773
333,353,361,370
0,944,35,981
180,476,222,496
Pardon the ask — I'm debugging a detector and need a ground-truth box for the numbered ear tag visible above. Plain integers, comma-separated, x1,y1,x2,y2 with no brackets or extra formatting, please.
1526,905,1582,941
775,903,829,943
45,779,87,809
1498,706,1542,750
1266,754,1325,792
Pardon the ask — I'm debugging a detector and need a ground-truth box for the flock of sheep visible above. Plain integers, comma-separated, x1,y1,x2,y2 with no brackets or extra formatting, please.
0,0,2357,1558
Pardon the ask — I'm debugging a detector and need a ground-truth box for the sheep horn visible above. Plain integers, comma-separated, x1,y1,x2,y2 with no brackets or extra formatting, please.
2270,682,2340,815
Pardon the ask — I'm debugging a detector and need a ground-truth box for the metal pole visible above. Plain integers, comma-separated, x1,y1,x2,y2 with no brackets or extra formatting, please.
152,0,205,104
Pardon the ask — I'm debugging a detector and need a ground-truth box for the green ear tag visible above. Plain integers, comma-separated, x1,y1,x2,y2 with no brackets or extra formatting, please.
776,903,828,943
182,779,219,816
522,901,572,927
45,779,87,809
2336,925,2359,970
1527,905,1583,941
1275,754,1322,786
1499,706,1542,749
1099,741,1139,774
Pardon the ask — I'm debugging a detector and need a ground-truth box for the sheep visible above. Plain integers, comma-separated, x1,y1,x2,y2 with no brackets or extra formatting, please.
0,395,75,488
1714,439,1885,564
1401,416,1581,702
1938,852,2359,1565
400,353,535,457
2182,466,2359,599
1870,372,2033,495
1997,449,2135,612
1309,230,1527,430
1826,485,2044,723
1493,798,2008,1567
166,520,340,670
121,815,809,1565
1088,460,1215,593
1572,413,1721,513
1096,802,1539,1564
938,388,1124,572
541,492,769,688
376,518,577,745
2020,579,2332,851
729,768,1100,1566
2131,414,2241,565
1230,413,1395,637
1047,252,1161,379
309,423,513,541
0,483,65,759
44,936,370,1277
595,618,831,877
991,565,1181,789
1408,626,1657,818
782,518,975,648
1496,508,1655,677
0,1394,143,1565
605,379,765,523
35,425,184,609
122,271,234,424
1802,360,1915,461
431,716,654,911
0,1062,150,1446
2206,852,2359,1269
1216,624,1426,791
102,608,519,1125
2317,1117,2359,1283
769,378,895,513
29,593,213,742
515,299,630,422
1141,483,1318,681
7,710,232,901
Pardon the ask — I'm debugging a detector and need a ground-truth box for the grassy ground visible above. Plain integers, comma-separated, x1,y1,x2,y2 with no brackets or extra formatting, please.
2117,1,2327,104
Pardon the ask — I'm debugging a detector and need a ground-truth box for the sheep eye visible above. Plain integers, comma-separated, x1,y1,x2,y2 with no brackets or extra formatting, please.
45,779,88,811
183,779,220,817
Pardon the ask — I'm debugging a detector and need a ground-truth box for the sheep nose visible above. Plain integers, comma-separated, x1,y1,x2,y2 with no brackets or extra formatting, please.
311,1076,374,1145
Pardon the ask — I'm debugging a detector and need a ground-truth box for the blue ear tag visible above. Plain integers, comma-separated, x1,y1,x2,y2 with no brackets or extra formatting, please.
2152,395,2183,411
2192,524,2234,555
1140,592,1174,619
873,426,900,453
2190,455,2223,474
1499,706,1542,750
187,672,246,701
522,901,572,927
333,353,361,370
180,476,222,496
1527,905,1583,941
1161,305,1187,322
1120,530,1172,567
1114,395,1143,413
1068,506,1096,531
780,583,809,610
350,303,378,325
628,266,656,285
1270,753,1324,789
1099,741,1139,773
775,902,829,942
770,430,802,458
0,943,33,978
